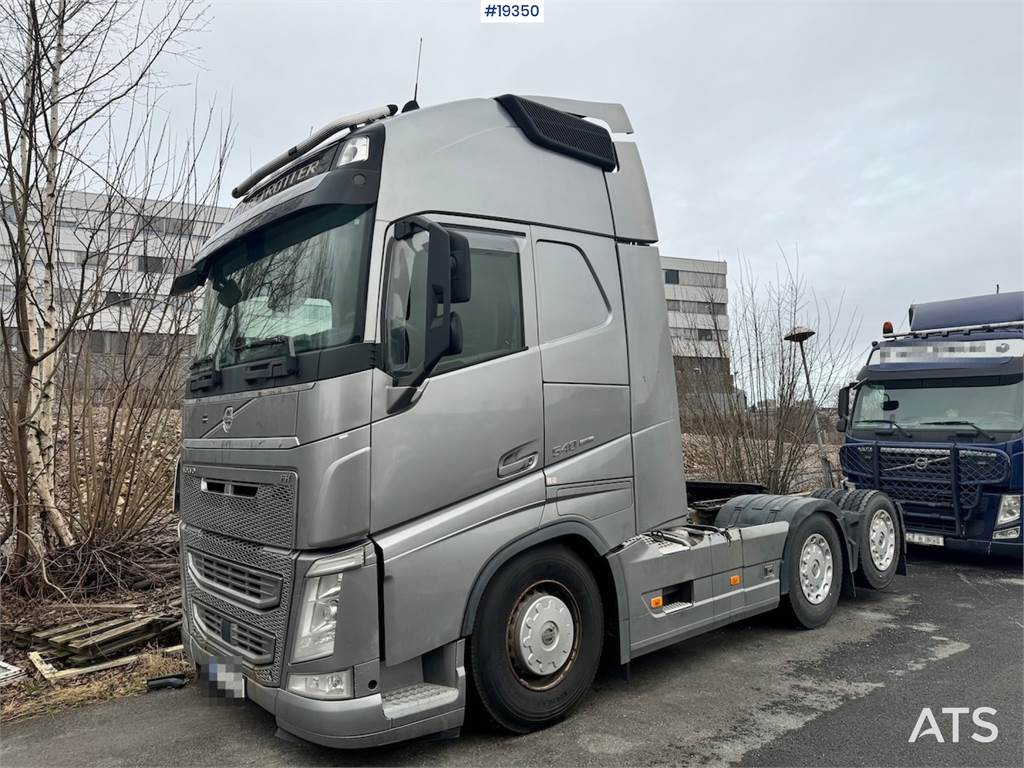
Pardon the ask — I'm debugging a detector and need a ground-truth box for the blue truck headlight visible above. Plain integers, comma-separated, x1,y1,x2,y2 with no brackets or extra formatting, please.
286,669,353,700
291,547,365,663
996,495,1022,526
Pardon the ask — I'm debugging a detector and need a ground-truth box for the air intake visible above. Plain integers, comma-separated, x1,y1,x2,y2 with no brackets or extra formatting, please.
496,94,617,171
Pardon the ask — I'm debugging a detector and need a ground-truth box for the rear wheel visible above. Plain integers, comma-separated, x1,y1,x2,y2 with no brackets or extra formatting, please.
468,545,603,733
844,490,901,590
784,513,843,628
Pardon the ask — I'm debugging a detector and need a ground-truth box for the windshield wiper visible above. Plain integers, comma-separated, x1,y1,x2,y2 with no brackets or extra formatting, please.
233,334,291,352
919,420,996,441
856,419,914,439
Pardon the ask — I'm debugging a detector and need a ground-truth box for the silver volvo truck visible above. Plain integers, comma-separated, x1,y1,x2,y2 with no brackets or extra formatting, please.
170,95,906,748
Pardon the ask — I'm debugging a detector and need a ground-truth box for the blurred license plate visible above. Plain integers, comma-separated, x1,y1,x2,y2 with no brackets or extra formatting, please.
208,659,246,698
906,532,944,547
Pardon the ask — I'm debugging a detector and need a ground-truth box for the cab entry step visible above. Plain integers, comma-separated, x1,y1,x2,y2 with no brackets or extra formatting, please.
381,683,460,721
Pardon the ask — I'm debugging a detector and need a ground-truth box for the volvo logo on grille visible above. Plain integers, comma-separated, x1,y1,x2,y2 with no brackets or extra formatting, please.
222,406,234,432
913,456,930,470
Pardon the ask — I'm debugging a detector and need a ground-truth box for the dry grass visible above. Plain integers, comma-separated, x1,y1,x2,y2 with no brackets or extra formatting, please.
0,648,193,723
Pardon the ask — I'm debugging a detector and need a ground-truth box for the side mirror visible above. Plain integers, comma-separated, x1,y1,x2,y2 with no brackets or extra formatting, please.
835,384,851,433
389,216,467,411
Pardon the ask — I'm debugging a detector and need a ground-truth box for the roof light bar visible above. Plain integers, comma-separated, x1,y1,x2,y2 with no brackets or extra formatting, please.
232,105,397,199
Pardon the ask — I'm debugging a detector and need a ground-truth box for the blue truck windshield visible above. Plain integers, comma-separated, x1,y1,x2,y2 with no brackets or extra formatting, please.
194,205,373,368
852,375,1024,433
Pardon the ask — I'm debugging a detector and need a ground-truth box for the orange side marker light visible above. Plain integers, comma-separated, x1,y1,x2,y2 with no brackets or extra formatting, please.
729,574,741,586
650,596,664,609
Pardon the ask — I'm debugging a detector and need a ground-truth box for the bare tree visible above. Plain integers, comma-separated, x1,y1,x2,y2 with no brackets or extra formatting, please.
0,0,230,592
675,251,859,493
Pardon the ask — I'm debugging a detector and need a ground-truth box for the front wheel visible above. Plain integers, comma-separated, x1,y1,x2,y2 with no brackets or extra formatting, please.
784,513,843,629
468,545,604,733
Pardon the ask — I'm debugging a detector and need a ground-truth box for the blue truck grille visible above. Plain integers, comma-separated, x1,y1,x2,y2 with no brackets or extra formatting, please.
840,444,1010,534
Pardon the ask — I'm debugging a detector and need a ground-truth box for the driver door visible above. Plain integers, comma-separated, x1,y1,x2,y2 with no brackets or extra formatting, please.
369,218,543,532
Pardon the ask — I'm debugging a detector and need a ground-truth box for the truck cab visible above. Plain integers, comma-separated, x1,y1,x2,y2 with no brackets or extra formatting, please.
172,95,902,748
837,292,1024,555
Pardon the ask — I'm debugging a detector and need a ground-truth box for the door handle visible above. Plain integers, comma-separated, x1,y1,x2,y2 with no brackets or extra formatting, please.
497,448,538,478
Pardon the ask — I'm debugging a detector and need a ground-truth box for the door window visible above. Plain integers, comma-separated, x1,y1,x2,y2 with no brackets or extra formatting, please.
383,227,525,378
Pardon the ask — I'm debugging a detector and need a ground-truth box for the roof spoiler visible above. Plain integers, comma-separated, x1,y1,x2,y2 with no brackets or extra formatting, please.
519,95,633,134
231,104,397,199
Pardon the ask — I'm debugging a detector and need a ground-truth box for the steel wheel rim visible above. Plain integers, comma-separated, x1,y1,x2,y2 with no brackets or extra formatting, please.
507,580,580,690
868,509,896,571
799,533,834,605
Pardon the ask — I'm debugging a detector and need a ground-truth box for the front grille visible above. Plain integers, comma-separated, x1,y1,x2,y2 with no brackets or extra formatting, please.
179,466,297,548
841,445,1010,510
187,550,282,609
182,525,294,686
192,601,276,665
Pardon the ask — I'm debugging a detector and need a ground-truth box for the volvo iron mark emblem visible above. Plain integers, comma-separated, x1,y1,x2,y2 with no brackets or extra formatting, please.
222,406,234,432
913,456,930,470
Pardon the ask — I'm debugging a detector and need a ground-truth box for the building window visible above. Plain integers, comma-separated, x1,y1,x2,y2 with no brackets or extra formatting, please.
679,270,726,289
667,299,727,315
102,291,130,308
697,329,716,341
137,254,167,273
664,269,679,284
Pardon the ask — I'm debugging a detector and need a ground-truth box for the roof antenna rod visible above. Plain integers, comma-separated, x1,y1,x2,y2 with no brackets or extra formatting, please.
402,38,423,113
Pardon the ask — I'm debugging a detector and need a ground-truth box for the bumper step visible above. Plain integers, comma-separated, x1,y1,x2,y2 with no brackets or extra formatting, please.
382,683,459,720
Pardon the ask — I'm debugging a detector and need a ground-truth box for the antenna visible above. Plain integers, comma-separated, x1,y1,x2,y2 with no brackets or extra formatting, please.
402,38,423,113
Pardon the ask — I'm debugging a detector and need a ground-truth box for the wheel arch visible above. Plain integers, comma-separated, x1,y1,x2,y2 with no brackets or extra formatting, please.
459,521,628,661
715,493,856,595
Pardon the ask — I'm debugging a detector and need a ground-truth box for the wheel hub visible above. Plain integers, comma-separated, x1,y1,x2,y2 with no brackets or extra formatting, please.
868,509,896,571
514,593,575,676
799,533,833,605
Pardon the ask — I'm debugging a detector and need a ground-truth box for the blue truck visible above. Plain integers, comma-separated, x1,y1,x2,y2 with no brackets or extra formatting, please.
835,291,1023,556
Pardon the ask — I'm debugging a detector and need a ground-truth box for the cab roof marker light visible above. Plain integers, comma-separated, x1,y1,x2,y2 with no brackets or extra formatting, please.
232,105,397,199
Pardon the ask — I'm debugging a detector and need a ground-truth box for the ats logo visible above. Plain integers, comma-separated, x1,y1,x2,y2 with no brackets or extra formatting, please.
909,707,998,743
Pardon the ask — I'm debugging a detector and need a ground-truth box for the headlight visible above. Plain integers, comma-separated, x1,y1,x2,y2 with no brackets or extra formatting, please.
291,546,365,663
996,495,1022,526
337,135,370,166
286,669,353,700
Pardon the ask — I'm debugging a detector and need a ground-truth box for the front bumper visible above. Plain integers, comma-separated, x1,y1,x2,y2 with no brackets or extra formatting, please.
184,630,466,748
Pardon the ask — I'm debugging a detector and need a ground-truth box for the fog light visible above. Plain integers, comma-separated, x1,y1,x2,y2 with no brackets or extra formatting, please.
286,669,353,700
993,527,1020,541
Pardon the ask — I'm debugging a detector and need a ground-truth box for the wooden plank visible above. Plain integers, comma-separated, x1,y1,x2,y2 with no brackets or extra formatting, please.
68,620,181,662
31,620,91,642
35,644,185,682
27,651,60,682
47,617,138,648
63,617,157,652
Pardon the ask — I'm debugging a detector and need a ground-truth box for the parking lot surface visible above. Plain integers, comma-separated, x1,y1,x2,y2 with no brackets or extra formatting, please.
2,548,1021,767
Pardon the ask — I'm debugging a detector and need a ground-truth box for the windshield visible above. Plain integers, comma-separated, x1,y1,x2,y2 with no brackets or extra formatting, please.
194,205,373,367
852,374,1024,434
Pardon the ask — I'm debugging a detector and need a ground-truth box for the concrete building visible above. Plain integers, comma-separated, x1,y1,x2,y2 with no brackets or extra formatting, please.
0,190,231,354
661,255,731,381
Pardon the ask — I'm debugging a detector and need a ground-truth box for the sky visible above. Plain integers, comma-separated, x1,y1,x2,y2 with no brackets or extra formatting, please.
158,0,1023,359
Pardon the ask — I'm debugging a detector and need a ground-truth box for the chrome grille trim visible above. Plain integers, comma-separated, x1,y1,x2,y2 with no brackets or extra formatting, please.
186,550,282,609
192,600,275,666
182,525,294,686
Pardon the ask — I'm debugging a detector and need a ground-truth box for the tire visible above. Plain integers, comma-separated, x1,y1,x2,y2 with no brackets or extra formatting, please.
784,512,843,629
810,488,852,507
843,490,901,590
468,544,604,733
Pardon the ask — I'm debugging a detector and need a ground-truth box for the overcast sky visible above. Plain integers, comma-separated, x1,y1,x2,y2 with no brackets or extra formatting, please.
161,0,1023,358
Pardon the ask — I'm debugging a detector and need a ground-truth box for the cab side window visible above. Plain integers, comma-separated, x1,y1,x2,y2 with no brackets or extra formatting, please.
383,228,525,378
